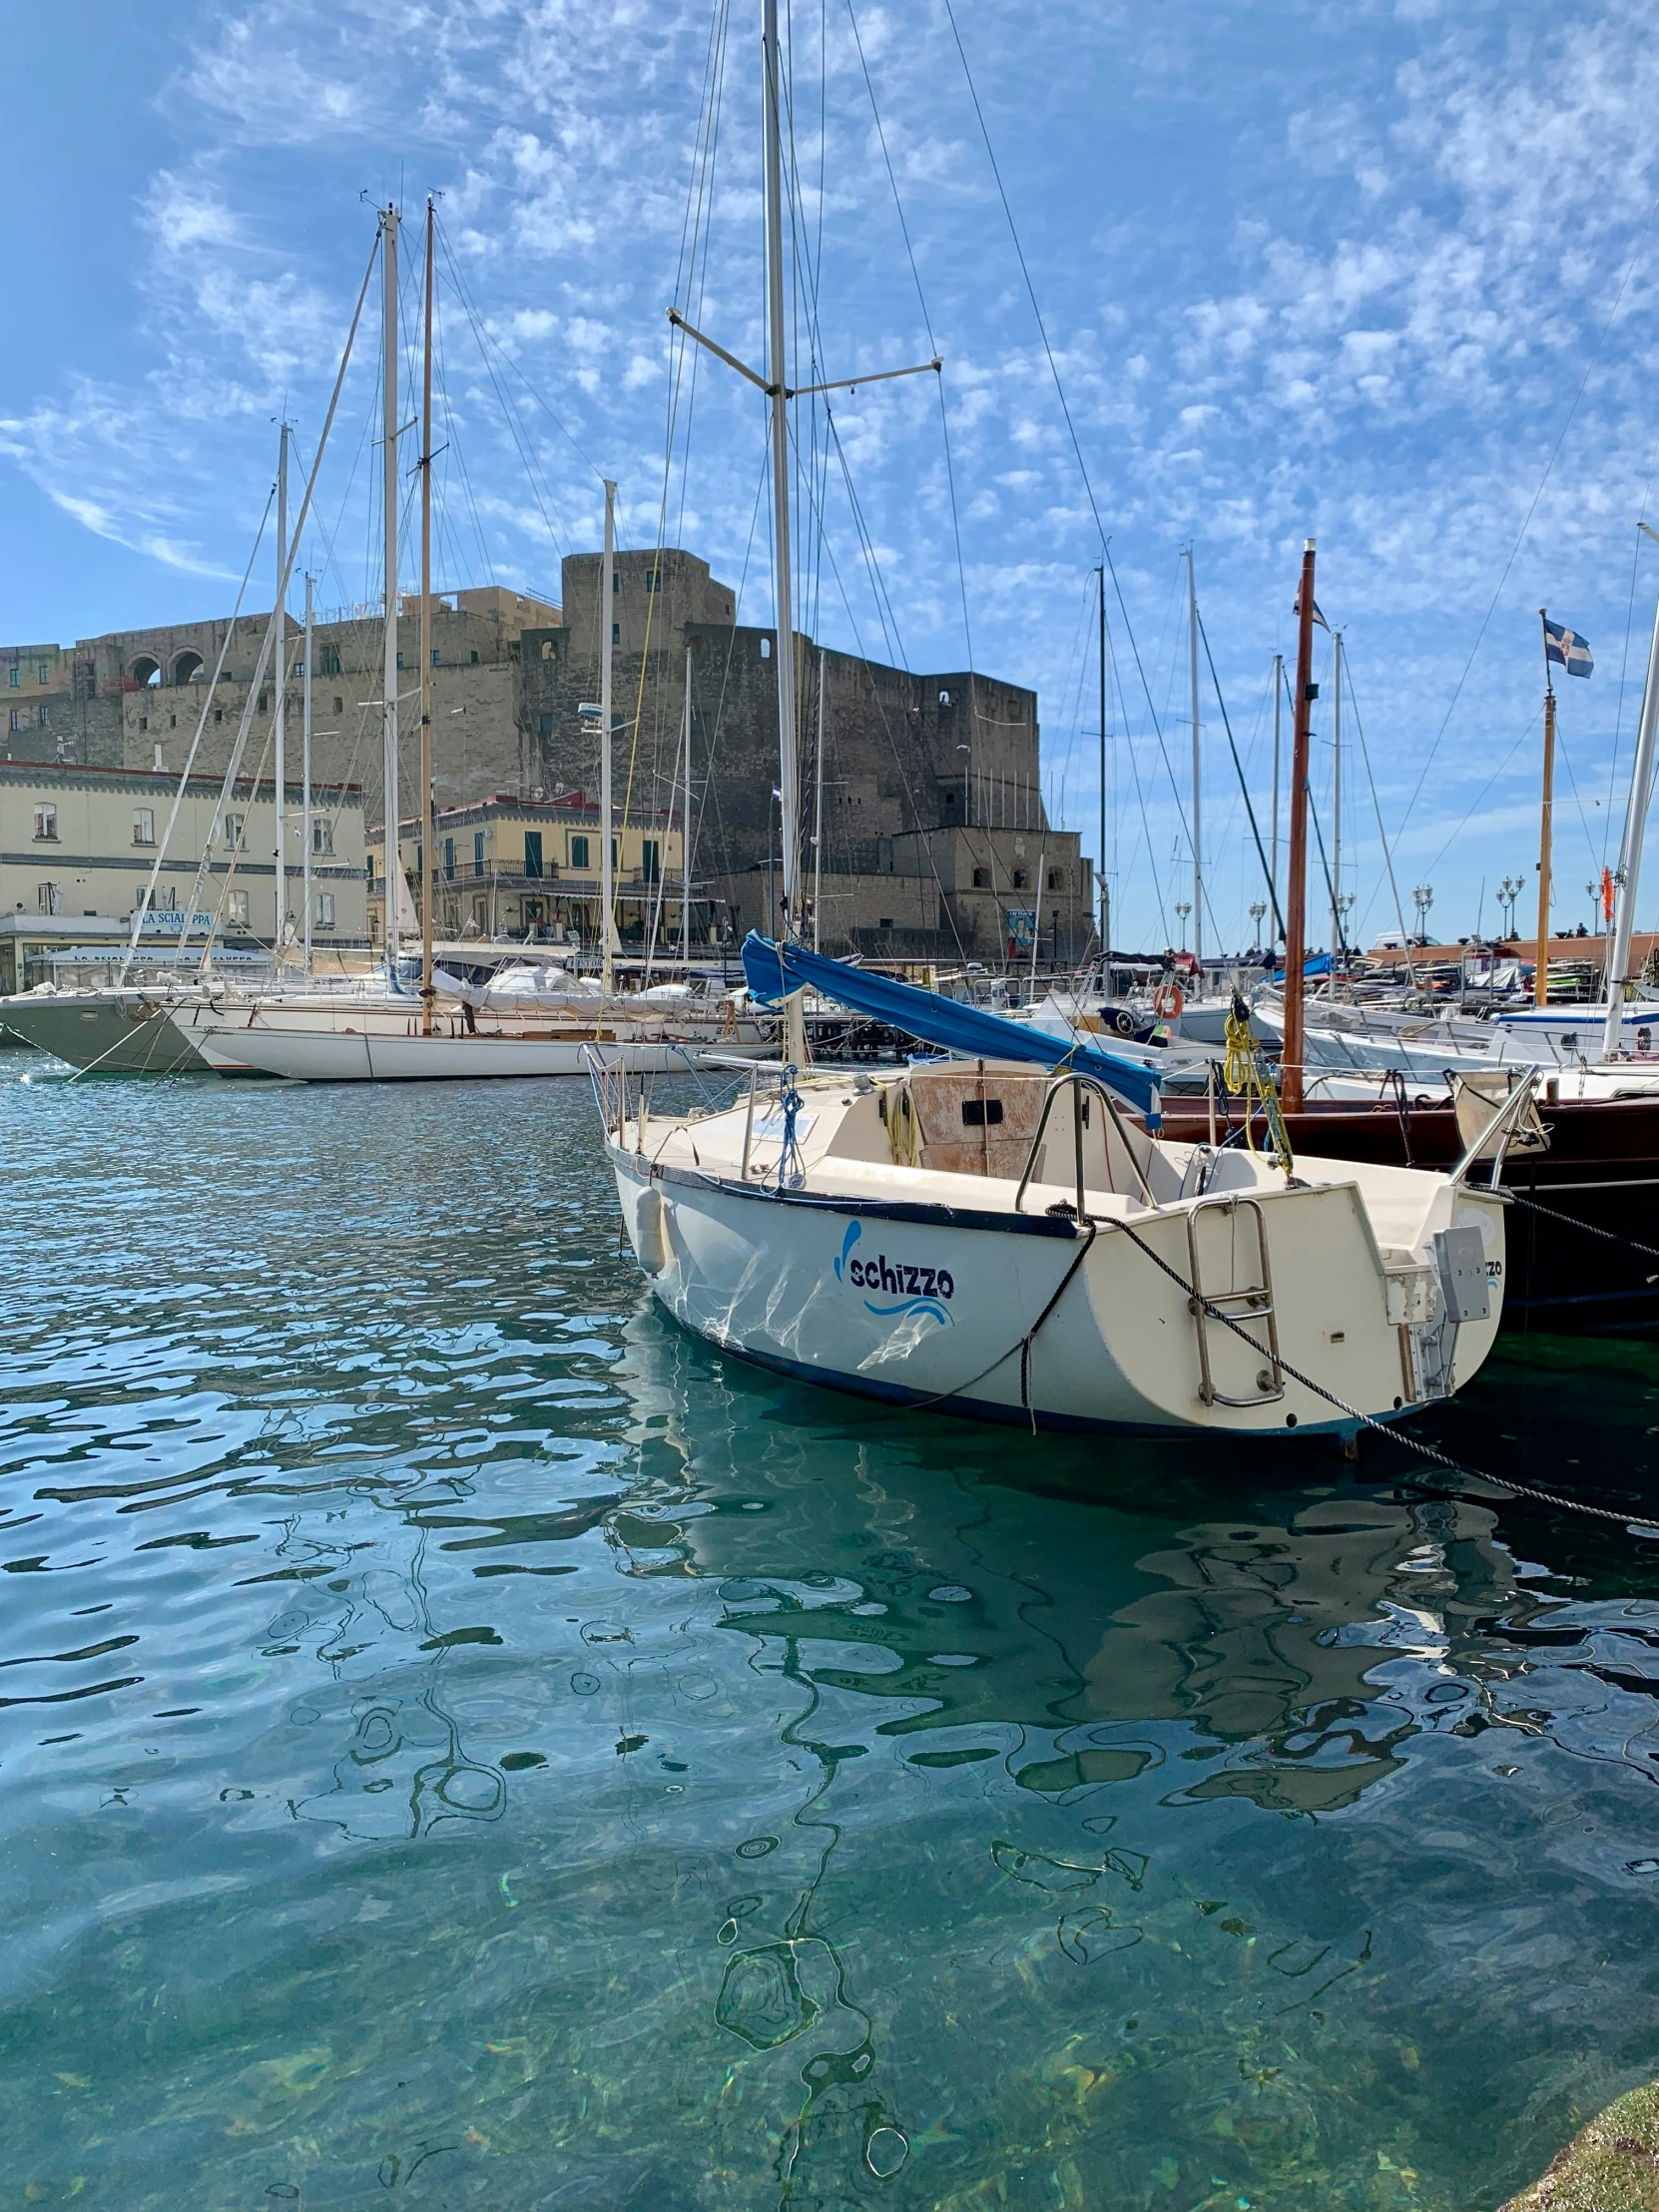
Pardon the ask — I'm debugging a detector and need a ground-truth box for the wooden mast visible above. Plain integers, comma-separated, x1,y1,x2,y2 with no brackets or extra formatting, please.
1281,538,1318,1114
1535,608,1555,1009
418,197,436,1033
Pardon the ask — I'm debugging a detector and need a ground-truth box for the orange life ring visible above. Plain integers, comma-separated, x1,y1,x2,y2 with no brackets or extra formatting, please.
1152,978,1184,1021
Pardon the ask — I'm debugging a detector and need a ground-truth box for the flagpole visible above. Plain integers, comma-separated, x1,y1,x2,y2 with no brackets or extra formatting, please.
1535,608,1555,1011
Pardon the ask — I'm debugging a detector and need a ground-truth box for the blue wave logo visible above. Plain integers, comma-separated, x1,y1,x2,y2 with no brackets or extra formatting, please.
833,1221,953,1328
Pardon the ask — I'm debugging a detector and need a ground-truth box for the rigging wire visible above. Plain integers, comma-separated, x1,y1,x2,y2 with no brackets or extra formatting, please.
1396,194,1659,836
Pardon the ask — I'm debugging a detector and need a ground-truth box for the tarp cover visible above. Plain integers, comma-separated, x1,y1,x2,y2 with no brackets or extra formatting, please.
742,932,1163,1124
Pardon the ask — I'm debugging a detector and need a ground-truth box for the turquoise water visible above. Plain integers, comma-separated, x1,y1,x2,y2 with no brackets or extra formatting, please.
4,1072,1659,2209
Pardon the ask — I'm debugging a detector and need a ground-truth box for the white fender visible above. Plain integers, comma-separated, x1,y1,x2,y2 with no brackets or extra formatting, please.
636,1184,669,1276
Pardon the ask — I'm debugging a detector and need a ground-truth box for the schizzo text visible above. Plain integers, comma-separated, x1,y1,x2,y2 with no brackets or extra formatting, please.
847,1254,955,1301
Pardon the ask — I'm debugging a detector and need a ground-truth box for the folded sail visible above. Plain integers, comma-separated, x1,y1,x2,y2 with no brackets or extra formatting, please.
741,932,1163,1124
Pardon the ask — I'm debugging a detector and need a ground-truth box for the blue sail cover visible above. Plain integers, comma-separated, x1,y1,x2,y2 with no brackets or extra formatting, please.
742,933,1163,1125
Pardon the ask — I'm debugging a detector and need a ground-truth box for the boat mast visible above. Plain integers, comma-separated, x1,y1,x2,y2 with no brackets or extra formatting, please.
301,571,313,977
1331,628,1343,970
763,0,800,941
1282,538,1318,1115
1602,567,1659,1056
1283,646,1292,942
1535,608,1555,1010
1187,547,1202,970
1098,565,1109,978
1271,651,1282,939
684,642,696,964
380,204,401,978
274,420,288,962
813,649,826,954
600,478,616,1001
418,196,436,1035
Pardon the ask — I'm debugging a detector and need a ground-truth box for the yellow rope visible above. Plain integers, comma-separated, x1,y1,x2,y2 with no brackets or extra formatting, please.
1221,1000,1294,1173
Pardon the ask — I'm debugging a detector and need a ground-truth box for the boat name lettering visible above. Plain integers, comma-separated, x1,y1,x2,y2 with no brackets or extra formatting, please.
846,1255,953,1300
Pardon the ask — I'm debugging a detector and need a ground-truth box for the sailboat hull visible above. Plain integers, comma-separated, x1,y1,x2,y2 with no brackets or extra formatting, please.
0,991,213,1073
607,1141,1503,1438
193,1022,713,1080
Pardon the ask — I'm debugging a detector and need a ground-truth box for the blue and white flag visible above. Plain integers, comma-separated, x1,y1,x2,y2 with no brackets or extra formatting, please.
1293,587,1330,632
1544,618,1593,678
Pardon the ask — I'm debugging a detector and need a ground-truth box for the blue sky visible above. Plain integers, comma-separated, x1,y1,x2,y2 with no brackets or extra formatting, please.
5,0,1659,951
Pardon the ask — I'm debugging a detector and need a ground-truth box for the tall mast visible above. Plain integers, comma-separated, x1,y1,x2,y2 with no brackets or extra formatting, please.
813,649,826,953
1098,565,1109,973
600,478,616,1001
1271,651,1282,935
1602,567,1659,1056
301,572,313,977
1535,608,1555,1010
763,0,800,941
379,203,401,976
1282,539,1318,1114
1187,547,1202,968
684,643,696,964
418,196,436,1034
274,421,288,959
1331,629,1343,967
1283,650,1292,937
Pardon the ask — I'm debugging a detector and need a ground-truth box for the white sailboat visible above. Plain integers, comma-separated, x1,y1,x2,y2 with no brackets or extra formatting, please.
182,205,770,1084
591,12,1512,1437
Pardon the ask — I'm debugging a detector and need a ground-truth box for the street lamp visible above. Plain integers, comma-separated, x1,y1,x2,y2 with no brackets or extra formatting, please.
1411,883,1433,945
1497,873,1523,936
1249,899,1266,950
1174,900,1192,951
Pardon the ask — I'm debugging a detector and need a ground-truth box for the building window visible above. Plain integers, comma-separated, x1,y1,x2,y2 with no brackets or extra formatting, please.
258,693,267,713
214,709,224,725
227,889,250,927
443,836,455,880
34,703,47,728
539,714,553,736
312,818,333,854
36,880,62,914
524,830,543,880
333,697,344,715
642,838,660,883
761,637,772,660
1011,869,1028,890
319,645,341,677
133,808,156,845
570,833,590,870
7,710,18,734
138,716,148,733
972,866,989,888
939,689,951,706
474,830,486,875
645,569,659,593
314,891,335,930
33,804,57,841
469,649,478,665
395,653,405,670
430,649,440,667
37,663,49,686
154,884,178,911
224,813,244,849
612,623,620,646
878,916,893,929
1046,868,1062,890
6,667,17,688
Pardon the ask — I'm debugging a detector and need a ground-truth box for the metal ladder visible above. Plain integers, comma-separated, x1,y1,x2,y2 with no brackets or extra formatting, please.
1184,1195,1285,1408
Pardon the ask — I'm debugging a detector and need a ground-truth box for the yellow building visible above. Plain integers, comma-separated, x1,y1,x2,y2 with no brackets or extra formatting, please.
369,794,699,947
0,760,367,992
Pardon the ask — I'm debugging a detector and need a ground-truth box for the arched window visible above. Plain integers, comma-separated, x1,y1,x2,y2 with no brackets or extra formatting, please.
132,655,162,688
172,650,204,686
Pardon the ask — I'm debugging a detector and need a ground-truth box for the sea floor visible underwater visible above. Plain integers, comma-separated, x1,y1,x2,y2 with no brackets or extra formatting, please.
3,1068,1659,2211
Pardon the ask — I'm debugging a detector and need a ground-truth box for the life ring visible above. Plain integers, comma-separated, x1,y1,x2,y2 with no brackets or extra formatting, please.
1152,978,1184,1021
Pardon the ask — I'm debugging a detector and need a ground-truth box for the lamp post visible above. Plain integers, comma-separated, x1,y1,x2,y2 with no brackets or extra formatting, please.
1174,900,1192,952
1497,873,1523,937
1249,899,1266,951
1412,882,1433,945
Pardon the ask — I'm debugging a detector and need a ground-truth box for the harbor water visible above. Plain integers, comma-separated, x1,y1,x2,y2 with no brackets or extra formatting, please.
5,1070,1659,2209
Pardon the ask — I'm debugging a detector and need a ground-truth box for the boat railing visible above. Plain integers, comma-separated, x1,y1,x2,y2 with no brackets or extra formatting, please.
1014,1071,1159,1218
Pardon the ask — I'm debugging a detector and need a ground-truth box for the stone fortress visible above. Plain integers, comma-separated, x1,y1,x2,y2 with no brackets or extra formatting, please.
5,548,1093,962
